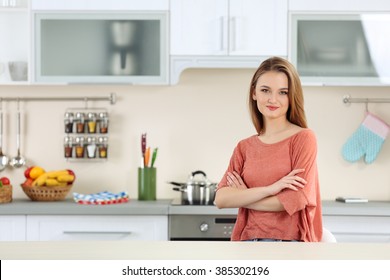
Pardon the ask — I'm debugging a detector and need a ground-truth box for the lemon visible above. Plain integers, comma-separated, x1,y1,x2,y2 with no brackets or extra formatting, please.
30,166,45,179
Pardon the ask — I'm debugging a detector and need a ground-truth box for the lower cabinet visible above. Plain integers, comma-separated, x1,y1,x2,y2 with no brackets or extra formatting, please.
26,215,168,241
323,215,390,243
0,216,26,241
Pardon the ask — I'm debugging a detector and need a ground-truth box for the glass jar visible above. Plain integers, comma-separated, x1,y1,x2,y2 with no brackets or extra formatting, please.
64,112,74,133
86,137,97,158
75,136,85,158
98,137,108,158
98,112,109,134
75,112,85,133
87,112,97,134
64,136,73,158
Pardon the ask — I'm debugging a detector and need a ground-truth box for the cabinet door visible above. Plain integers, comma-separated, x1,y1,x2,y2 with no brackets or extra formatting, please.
170,0,228,55
0,7,29,84
323,215,390,243
0,216,26,241
289,0,390,12
34,12,169,84
229,0,288,56
26,215,168,241
290,13,390,85
32,0,169,11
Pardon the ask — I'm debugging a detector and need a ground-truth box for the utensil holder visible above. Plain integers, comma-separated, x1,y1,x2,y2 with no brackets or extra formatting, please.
138,167,156,201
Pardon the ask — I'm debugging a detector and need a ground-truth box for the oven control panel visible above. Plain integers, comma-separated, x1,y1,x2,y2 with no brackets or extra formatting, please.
169,215,237,240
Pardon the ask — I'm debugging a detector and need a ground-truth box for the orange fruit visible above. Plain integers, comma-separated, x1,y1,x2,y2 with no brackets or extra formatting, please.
29,166,45,179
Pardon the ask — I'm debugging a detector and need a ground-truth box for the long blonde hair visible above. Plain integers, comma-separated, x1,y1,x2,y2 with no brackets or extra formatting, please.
248,57,307,134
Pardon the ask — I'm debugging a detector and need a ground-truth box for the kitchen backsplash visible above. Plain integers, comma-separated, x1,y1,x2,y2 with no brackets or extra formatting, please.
1,68,390,201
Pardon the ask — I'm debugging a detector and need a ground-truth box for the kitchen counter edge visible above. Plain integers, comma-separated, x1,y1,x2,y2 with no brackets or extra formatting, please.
1,199,390,216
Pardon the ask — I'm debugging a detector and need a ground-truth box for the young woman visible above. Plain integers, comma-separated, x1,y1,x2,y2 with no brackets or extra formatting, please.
215,57,322,242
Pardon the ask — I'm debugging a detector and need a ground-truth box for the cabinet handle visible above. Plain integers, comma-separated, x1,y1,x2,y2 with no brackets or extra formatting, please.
63,231,132,235
230,17,236,52
219,16,225,51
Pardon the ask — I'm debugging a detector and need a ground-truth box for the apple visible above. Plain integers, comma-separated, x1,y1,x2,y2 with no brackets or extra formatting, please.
24,166,34,179
24,166,45,179
21,178,33,187
0,177,10,185
67,169,76,184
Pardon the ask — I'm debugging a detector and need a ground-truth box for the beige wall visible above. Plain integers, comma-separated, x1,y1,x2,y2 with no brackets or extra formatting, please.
1,68,390,201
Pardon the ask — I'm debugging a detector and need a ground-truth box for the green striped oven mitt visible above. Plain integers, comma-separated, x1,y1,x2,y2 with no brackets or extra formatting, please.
342,112,390,164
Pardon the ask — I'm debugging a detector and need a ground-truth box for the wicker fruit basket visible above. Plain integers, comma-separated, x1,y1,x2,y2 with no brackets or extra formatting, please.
21,184,72,201
0,185,12,203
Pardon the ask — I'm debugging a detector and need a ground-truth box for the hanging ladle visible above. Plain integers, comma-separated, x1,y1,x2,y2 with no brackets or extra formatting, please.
0,100,9,171
9,100,25,168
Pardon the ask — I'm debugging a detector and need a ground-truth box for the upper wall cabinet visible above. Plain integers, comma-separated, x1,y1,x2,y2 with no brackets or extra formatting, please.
289,0,390,12
0,0,29,84
33,12,168,84
290,13,390,86
31,0,169,85
31,0,169,11
170,0,288,84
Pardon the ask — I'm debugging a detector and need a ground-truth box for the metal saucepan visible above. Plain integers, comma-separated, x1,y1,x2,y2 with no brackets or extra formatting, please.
170,170,217,205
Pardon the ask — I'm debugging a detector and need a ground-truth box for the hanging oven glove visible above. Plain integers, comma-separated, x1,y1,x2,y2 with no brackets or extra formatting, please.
342,112,390,164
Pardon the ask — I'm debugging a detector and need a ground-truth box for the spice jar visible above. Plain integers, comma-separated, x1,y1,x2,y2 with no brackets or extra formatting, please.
86,137,97,158
87,112,97,134
75,112,85,133
98,112,109,134
75,136,85,158
98,137,108,158
64,112,74,133
64,136,73,158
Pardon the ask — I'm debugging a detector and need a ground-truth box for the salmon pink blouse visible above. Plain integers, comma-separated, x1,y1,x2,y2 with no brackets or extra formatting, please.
218,129,323,242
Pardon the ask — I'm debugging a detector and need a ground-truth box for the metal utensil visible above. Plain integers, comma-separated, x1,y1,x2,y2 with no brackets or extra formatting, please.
9,104,25,168
0,109,9,171
170,170,217,205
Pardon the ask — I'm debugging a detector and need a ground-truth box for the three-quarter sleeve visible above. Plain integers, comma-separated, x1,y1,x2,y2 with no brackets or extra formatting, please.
217,142,245,190
276,129,322,241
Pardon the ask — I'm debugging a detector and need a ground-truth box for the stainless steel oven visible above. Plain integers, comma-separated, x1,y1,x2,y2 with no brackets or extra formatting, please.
169,214,237,241
169,199,238,241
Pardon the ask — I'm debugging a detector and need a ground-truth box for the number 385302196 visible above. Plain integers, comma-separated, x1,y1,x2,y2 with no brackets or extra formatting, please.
215,266,269,276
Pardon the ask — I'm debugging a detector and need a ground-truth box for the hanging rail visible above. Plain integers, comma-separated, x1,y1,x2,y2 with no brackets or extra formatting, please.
0,92,116,105
343,94,390,105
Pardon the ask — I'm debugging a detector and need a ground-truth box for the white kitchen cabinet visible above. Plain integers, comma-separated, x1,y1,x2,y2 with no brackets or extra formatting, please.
0,1,30,85
170,0,227,56
323,215,390,243
26,215,168,241
171,0,287,56
33,12,169,84
229,0,287,56
290,13,390,85
169,0,288,84
31,0,169,11
289,0,390,12
0,216,26,241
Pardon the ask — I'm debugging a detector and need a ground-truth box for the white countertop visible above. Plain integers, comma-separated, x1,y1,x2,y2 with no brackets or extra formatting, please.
1,241,390,260
1,199,390,216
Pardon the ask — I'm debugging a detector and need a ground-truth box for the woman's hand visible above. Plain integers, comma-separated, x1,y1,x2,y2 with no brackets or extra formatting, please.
268,168,306,195
226,171,247,189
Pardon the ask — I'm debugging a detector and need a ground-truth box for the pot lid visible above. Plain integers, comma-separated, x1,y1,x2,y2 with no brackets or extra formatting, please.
186,170,214,186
